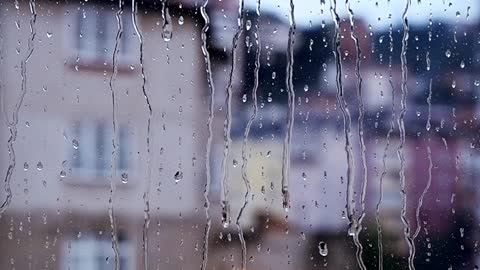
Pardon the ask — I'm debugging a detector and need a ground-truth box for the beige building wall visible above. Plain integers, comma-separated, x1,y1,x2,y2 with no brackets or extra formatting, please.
0,1,209,269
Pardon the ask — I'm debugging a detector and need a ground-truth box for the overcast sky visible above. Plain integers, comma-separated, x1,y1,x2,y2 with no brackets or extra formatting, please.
243,0,478,29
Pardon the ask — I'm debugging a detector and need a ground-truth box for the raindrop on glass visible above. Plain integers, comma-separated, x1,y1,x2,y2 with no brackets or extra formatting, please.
246,19,252,31
36,162,43,171
445,49,452,58
72,139,79,149
174,171,183,182
318,241,328,256
121,173,128,183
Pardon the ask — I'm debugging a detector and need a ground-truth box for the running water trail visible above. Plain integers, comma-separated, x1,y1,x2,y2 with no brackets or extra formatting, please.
409,144,432,264
220,0,245,229
376,22,395,270
0,0,36,216
375,23,396,270
108,1,124,269
426,79,432,131
398,0,415,269
131,1,153,269
161,0,173,41
329,0,356,241
345,1,367,269
200,0,215,269
408,80,433,265
236,1,261,269
281,0,295,211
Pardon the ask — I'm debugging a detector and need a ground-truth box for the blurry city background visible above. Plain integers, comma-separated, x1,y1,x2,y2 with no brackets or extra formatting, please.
0,0,480,269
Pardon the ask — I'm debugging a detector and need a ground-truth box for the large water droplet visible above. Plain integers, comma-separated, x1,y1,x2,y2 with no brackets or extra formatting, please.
162,24,173,42
24,162,29,171
36,162,43,171
242,94,247,103
174,171,183,182
318,241,328,256
246,19,252,31
178,16,184,26
72,139,79,149
445,49,451,58
121,173,128,183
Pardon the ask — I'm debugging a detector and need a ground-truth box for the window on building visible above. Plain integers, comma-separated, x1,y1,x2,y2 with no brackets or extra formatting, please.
64,233,133,270
71,120,131,181
70,4,135,65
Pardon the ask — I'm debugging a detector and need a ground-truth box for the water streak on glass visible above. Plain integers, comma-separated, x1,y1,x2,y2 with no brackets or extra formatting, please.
108,1,125,269
200,0,215,269
236,1,261,268
131,1,153,269
426,78,432,131
0,0,36,216
281,0,296,211
330,0,356,239
398,0,415,269
161,0,173,42
346,1,367,269
376,21,396,270
412,144,433,238
220,0,245,229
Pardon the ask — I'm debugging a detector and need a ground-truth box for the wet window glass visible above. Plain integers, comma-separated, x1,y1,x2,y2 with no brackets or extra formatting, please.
0,0,479,269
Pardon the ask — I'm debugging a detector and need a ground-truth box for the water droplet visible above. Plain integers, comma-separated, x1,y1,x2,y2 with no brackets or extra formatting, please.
46,32,53,38
174,171,183,182
304,85,309,92
318,241,328,256
121,173,128,183
72,139,79,149
445,49,452,58
59,170,67,178
460,61,465,69
246,19,252,31
302,172,307,181
24,162,29,171
242,94,247,103
232,159,238,167
162,24,173,42
36,162,43,171
475,80,480,87
178,16,184,26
